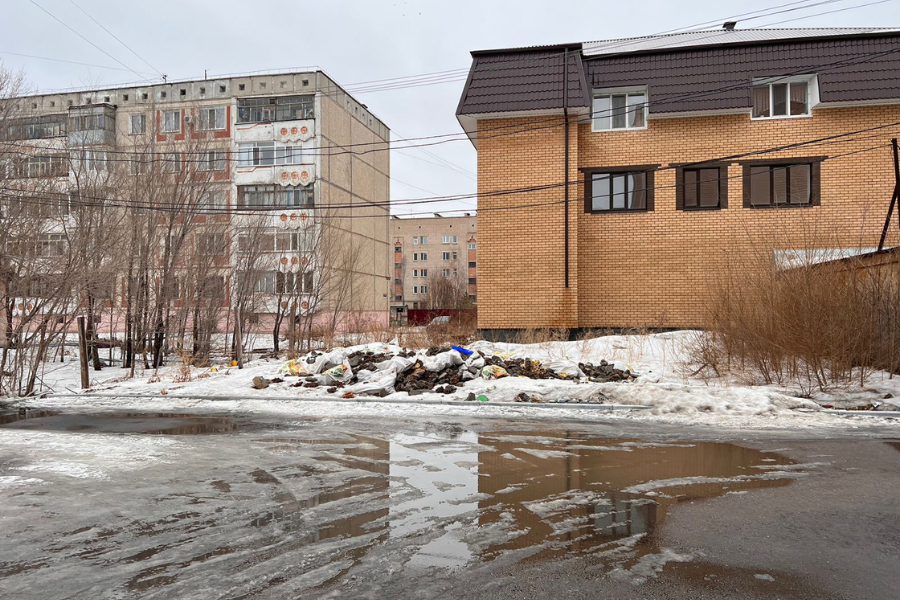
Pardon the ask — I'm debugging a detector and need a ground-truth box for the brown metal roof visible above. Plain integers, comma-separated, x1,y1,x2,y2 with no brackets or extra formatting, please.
586,35,900,114
456,47,590,116
457,30,900,123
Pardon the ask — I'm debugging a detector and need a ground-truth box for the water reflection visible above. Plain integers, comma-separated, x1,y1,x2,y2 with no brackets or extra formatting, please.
0,417,806,598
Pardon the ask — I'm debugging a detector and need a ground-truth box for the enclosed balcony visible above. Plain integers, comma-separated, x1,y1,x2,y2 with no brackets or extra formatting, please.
67,104,116,146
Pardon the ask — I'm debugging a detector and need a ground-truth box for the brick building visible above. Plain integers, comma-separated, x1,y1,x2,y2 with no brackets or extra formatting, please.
390,214,477,322
456,27,900,338
3,70,391,334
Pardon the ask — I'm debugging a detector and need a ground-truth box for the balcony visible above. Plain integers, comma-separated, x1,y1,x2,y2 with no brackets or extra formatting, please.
67,104,116,146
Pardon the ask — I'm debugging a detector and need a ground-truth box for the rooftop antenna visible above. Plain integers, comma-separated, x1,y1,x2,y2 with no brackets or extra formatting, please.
723,21,737,31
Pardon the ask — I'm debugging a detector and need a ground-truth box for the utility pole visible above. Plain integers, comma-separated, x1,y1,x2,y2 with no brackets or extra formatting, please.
77,316,89,389
877,138,900,252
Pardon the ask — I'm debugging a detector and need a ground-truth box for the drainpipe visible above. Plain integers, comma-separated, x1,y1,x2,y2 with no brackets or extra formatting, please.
563,49,570,288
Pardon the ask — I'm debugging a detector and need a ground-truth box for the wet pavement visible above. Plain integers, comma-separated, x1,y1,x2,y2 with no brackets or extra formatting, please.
0,408,898,599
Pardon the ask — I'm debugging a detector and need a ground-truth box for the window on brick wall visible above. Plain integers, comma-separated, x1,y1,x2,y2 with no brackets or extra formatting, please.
583,167,656,213
742,160,821,208
161,110,181,133
677,165,727,210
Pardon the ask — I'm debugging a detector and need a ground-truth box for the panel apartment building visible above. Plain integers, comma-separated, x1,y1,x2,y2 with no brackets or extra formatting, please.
2,70,391,336
391,214,477,321
457,27,900,338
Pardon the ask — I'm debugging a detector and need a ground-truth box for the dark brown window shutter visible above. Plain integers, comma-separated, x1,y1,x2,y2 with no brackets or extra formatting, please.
646,170,655,211
583,173,592,213
675,167,684,210
811,161,821,206
742,165,752,208
719,166,729,208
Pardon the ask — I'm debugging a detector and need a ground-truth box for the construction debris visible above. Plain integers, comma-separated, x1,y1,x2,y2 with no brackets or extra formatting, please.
256,342,638,398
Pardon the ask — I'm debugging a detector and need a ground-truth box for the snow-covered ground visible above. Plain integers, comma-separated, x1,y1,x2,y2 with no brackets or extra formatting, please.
16,331,900,430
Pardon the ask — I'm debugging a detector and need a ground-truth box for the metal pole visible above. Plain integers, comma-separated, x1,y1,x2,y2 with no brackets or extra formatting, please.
877,138,900,252
563,49,570,288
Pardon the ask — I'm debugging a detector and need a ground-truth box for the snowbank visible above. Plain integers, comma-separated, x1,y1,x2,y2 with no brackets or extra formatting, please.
18,331,900,430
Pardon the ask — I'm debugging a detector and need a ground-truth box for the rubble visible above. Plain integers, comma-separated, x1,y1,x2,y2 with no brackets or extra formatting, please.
259,341,638,399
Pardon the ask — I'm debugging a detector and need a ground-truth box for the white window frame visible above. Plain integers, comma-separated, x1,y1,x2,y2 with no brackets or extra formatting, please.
162,110,181,133
199,150,227,172
592,87,648,132
199,106,227,131
750,75,818,121
128,114,146,135
468,243,477,250
420,235,428,245
442,235,451,244
442,251,451,261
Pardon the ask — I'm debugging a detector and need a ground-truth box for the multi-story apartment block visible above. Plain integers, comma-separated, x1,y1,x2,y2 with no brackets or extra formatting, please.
391,214,477,321
457,27,900,338
2,70,391,337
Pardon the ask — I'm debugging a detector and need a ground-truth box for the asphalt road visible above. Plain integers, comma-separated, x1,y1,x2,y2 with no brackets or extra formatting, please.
0,406,897,599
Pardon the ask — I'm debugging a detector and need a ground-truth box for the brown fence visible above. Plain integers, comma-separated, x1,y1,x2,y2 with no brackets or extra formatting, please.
407,309,477,327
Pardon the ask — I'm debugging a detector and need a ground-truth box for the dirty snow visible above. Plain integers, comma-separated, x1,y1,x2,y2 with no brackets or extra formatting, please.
13,331,900,430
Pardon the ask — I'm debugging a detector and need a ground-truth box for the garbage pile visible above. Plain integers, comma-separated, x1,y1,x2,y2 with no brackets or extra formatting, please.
265,342,637,398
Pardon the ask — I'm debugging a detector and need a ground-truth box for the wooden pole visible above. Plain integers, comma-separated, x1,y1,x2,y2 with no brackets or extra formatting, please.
77,316,89,389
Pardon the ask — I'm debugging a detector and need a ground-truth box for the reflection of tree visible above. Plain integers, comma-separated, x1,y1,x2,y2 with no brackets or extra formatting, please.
241,434,391,595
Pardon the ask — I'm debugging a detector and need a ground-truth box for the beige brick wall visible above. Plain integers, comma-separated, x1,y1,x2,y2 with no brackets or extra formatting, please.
477,105,900,330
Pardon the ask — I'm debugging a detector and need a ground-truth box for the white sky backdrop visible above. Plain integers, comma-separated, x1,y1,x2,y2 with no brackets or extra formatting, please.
1,0,897,215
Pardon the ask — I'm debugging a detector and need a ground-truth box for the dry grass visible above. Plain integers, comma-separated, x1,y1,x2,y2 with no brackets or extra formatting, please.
690,235,900,395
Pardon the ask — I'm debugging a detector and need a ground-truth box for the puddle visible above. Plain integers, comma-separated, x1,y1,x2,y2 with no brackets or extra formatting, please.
0,411,241,435
0,423,809,598
0,410,61,425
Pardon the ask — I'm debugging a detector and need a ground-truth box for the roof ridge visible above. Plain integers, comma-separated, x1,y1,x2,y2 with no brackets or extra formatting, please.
586,26,899,45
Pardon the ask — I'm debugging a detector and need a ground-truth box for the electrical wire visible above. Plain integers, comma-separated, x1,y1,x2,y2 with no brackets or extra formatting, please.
2,120,897,218
8,40,900,165
26,0,149,82
66,0,164,78
0,51,157,76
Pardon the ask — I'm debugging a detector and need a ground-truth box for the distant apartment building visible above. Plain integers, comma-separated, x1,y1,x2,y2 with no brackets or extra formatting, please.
2,70,391,334
391,214,477,321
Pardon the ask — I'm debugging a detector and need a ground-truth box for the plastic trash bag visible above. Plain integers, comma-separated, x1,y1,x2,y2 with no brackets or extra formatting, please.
546,359,584,378
374,355,416,374
422,351,463,373
465,356,486,370
280,359,308,376
482,365,508,380
322,362,353,384
348,371,397,396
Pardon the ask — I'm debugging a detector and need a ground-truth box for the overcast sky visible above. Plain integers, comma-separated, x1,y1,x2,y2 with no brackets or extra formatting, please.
2,0,897,214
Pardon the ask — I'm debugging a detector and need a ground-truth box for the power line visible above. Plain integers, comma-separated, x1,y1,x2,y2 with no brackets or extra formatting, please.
10,41,899,164
27,0,149,82
0,140,890,220
0,51,157,76
67,0,164,77
758,0,896,26
3,120,898,217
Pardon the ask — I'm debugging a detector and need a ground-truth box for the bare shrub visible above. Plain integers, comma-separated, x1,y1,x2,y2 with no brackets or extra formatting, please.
693,230,900,394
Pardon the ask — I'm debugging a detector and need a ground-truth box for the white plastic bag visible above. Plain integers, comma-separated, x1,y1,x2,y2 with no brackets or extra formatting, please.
546,359,584,378
422,351,463,373
374,355,416,374
465,356,486,370
347,371,397,396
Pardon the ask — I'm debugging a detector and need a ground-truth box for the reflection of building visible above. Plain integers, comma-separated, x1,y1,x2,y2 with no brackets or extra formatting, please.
390,214,477,319
476,432,791,558
389,432,479,568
